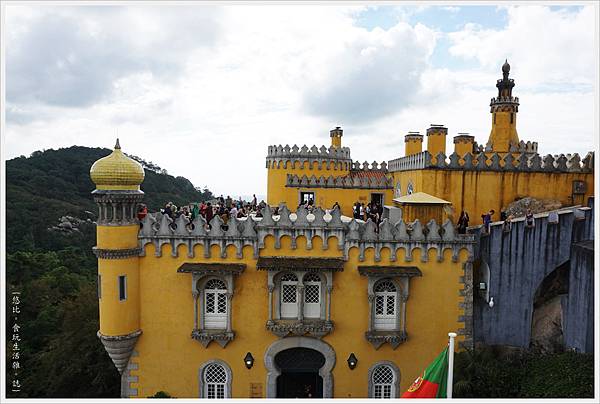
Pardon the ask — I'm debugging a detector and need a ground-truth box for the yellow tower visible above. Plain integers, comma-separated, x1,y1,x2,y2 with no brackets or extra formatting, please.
426,124,447,160
90,139,145,386
404,132,423,156
488,60,520,153
453,134,475,157
330,126,343,148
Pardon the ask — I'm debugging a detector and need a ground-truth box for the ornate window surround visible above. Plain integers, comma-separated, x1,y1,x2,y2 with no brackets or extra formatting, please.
257,257,344,338
177,263,245,347
358,266,422,349
367,361,401,398
198,359,232,398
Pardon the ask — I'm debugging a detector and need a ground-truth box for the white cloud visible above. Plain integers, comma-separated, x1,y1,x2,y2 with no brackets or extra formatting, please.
3,5,597,198
447,6,595,87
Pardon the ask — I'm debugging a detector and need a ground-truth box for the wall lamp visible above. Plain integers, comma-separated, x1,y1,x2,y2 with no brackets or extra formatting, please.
347,353,358,370
244,352,254,369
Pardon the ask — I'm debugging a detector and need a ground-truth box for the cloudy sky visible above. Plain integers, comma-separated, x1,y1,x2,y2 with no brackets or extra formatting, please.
3,3,597,198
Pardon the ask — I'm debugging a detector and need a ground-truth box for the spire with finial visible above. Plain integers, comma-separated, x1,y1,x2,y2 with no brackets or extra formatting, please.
115,138,121,149
502,59,510,78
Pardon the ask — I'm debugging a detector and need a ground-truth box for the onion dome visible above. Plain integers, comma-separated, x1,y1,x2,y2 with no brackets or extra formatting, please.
502,59,510,74
90,139,145,190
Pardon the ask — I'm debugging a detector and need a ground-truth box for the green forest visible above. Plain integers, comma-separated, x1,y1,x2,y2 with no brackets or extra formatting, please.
5,146,213,398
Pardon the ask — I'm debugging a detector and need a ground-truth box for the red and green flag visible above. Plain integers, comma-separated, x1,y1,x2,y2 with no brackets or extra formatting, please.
401,346,449,398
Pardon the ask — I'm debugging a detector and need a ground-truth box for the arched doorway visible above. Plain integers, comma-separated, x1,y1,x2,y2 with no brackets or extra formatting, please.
275,348,324,398
530,261,570,353
264,337,336,398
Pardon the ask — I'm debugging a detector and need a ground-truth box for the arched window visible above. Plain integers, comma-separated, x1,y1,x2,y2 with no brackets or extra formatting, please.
204,279,227,329
280,273,298,318
407,182,414,195
303,273,322,318
374,280,397,330
371,364,397,398
199,361,232,398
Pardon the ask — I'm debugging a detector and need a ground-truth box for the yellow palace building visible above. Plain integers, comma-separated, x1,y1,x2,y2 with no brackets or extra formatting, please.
90,62,593,398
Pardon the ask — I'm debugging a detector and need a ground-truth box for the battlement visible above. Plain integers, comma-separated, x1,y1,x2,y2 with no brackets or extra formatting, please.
490,96,519,105
285,171,392,189
138,205,474,262
266,144,352,169
388,150,594,173
471,139,538,154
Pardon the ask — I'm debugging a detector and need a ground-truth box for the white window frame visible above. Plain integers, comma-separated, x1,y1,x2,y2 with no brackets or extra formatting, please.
374,280,398,331
303,273,322,319
204,278,228,330
280,273,299,319
368,361,401,398
198,360,232,398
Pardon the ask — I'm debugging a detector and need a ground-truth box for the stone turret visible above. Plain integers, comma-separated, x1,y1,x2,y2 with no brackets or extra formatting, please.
488,60,520,152
330,126,343,148
90,139,144,396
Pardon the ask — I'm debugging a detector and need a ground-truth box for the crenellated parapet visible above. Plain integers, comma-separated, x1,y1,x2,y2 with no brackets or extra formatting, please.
266,144,352,169
285,172,392,189
388,150,594,173
138,205,474,262
490,95,519,112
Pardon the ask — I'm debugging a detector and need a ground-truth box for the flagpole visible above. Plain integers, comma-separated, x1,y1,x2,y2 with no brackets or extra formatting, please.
447,332,457,399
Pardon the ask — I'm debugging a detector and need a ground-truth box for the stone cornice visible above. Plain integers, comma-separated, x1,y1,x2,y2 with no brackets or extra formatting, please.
358,266,422,277
93,247,142,259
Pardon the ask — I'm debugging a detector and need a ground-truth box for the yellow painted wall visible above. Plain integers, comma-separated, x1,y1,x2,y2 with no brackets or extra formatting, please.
400,204,447,224
126,236,469,398
97,225,140,249
405,138,423,156
453,141,473,158
97,224,141,337
489,111,519,153
98,257,140,336
426,134,446,157
267,161,393,217
395,169,594,223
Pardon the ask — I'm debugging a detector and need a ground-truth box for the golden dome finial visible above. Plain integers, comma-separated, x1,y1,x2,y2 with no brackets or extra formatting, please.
90,139,144,191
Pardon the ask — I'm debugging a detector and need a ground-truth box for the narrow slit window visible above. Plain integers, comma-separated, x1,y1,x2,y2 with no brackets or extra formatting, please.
118,275,127,301
98,274,102,299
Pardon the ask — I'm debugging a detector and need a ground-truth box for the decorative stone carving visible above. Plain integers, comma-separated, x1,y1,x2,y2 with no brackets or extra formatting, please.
365,330,407,350
266,320,334,339
192,329,235,348
97,329,142,374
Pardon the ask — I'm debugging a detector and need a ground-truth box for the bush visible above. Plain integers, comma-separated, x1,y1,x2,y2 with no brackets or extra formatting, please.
453,346,594,398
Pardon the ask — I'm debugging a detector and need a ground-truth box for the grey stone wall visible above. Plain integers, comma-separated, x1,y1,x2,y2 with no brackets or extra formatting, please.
563,240,594,353
473,204,593,349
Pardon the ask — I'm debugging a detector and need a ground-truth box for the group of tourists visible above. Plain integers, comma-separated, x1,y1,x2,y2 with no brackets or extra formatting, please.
146,194,268,226
352,201,384,225
479,208,535,235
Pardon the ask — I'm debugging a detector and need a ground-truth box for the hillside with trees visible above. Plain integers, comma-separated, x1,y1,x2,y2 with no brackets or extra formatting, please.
5,146,214,398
